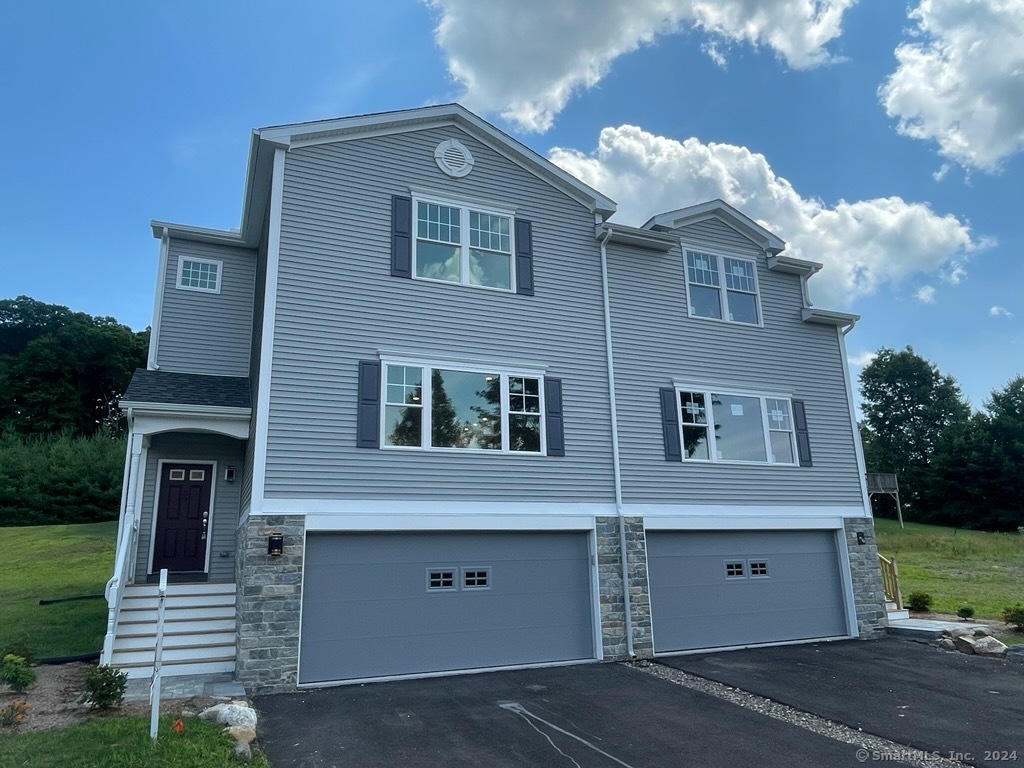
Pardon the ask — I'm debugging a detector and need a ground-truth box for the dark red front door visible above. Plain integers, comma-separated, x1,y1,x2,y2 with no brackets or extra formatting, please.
152,463,212,573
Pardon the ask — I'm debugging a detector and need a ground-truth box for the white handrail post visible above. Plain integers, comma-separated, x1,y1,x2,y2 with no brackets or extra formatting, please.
150,568,168,741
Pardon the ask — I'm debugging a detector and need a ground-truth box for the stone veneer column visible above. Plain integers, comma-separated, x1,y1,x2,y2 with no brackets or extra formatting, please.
843,517,888,639
235,514,305,693
595,516,653,659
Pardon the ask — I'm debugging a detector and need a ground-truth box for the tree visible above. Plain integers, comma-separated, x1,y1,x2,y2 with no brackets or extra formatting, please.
859,347,970,519
0,297,148,437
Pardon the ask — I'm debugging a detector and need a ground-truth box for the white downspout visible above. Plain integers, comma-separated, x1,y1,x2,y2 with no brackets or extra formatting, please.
599,227,634,658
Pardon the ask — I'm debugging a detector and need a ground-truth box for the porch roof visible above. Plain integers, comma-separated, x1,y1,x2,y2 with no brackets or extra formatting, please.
122,369,251,409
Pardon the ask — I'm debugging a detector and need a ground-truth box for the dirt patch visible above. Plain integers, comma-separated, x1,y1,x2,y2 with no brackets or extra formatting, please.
0,664,226,732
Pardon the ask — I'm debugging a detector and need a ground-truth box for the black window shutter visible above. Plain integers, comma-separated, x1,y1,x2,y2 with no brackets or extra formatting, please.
544,377,564,456
391,195,412,278
660,388,682,461
356,361,381,448
515,219,534,296
792,399,813,467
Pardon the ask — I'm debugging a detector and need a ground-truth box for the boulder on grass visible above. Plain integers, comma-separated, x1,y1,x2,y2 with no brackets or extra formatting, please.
233,740,252,763
200,703,258,729
226,725,257,744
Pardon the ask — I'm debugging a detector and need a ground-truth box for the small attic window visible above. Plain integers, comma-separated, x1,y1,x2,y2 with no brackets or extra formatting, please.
434,139,474,178
177,257,222,294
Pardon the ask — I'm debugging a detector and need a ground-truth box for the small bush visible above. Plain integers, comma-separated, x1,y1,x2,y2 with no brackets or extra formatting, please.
0,638,35,665
906,592,933,612
83,665,128,709
1002,604,1024,632
0,655,36,693
0,700,29,727
956,605,975,620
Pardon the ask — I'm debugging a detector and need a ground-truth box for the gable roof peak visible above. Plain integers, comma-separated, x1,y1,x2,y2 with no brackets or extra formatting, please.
642,199,786,254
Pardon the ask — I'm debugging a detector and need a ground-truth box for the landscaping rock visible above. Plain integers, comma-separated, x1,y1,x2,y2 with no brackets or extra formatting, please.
953,634,977,654
199,702,258,729
936,638,956,651
233,739,252,763
972,626,993,638
947,626,976,638
973,636,1008,658
226,725,257,744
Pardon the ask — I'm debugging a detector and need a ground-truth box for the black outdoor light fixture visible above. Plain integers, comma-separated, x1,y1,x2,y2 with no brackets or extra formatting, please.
267,533,284,557
856,531,866,545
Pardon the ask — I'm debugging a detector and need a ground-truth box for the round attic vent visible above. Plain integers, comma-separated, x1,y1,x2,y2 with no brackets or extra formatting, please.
434,139,474,178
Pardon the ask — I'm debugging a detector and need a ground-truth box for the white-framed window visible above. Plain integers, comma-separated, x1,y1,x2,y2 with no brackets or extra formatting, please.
176,256,222,294
675,387,796,464
685,250,759,325
414,197,515,291
381,361,544,453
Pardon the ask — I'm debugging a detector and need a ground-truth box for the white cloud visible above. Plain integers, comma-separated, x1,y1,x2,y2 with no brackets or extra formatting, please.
427,0,856,132
879,0,1024,172
915,285,936,304
990,305,1014,318
549,125,989,307
849,351,878,367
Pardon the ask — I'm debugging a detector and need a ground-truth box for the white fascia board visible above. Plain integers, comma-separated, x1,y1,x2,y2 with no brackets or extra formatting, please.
801,307,860,328
597,224,678,252
304,513,600,532
257,104,617,218
127,410,250,440
767,254,823,275
643,199,786,254
149,220,248,247
119,401,251,418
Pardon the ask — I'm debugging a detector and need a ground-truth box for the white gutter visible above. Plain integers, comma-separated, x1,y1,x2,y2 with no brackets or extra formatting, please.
598,227,634,657
147,227,169,370
837,325,871,514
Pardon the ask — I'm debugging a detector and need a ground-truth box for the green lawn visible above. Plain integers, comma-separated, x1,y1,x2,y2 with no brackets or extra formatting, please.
874,518,1024,620
0,522,116,658
0,715,269,768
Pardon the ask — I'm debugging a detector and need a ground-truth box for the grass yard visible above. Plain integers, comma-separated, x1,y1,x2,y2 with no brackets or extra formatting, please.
0,715,269,768
0,522,116,658
874,518,1024,620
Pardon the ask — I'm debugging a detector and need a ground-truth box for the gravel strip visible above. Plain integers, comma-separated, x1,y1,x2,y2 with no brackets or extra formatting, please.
628,660,970,768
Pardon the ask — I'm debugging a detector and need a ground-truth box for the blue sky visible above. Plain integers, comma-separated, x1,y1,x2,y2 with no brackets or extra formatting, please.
2,1,1021,409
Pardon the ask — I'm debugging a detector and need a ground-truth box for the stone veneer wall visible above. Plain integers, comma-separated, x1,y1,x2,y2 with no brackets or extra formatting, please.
235,514,305,693
843,517,888,639
596,516,653,659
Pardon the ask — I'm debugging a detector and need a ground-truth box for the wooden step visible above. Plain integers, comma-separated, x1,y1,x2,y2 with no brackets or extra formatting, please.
117,605,236,624
123,582,236,598
120,593,237,610
121,659,237,679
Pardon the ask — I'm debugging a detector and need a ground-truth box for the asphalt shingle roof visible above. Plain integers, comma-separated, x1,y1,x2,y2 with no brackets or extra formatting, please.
122,369,251,409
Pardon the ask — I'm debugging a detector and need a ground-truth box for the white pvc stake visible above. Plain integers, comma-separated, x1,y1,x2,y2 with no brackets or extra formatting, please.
150,568,168,740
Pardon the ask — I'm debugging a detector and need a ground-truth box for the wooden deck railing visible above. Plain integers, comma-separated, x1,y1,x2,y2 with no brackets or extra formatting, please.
878,554,902,609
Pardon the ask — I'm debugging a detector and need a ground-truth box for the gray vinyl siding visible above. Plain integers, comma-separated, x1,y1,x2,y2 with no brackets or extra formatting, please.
264,126,614,501
608,228,863,506
240,229,270,515
134,433,245,582
154,238,257,377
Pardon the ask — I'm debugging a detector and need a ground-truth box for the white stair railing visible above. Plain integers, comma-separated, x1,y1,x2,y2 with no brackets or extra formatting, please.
101,516,139,665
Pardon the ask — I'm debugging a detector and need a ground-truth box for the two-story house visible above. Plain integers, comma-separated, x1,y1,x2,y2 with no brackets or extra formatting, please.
102,104,886,694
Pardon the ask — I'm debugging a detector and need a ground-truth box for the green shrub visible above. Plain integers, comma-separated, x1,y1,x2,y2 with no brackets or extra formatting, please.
1002,604,1024,632
83,664,127,709
1,654,36,693
956,605,975,620
906,592,933,612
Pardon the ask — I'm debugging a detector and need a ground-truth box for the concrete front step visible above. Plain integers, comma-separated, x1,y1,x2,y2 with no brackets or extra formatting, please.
887,618,987,640
887,609,910,621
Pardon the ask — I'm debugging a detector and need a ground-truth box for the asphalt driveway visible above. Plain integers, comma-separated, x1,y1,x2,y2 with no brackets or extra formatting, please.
661,637,1024,768
255,662,865,767
254,639,1023,768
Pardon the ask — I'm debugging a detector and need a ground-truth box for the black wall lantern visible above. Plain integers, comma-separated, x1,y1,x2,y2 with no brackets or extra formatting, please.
856,531,866,545
267,532,284,557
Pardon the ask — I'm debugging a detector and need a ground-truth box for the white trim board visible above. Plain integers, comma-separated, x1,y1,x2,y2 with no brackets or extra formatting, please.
304,513,601,532
259,499,615,517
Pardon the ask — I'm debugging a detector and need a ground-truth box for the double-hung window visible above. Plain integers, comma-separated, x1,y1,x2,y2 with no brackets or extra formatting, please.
414,199,514,291
675,388,796,464
685,250,759,324
382,363,544,453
